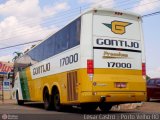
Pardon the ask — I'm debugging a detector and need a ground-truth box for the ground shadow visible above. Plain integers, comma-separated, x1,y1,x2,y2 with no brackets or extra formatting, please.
21,102,139,114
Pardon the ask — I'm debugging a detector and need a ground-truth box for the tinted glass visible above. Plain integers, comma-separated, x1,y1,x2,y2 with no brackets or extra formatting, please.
43,36,55,59
148,79,155,86
156,79,160,84
25,17,81,65
69,18,80,48
55,28,69,54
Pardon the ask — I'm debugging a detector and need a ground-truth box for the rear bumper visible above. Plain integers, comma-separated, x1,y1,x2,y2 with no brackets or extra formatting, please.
80,91,146,103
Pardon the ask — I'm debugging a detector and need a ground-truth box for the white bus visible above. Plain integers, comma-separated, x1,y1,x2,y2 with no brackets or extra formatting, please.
12,8,146,111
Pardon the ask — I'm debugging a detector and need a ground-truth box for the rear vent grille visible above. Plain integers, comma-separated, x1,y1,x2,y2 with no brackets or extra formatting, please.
67,71,78,101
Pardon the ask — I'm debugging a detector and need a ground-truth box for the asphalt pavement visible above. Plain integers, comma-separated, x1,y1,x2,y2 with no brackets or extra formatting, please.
0,100,160,120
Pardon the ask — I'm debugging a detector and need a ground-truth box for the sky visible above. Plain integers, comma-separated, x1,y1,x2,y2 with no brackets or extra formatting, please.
0,0,160,78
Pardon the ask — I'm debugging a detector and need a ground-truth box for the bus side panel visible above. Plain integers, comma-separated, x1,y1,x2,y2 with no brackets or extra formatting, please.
25,67,35,101
27,70,81,103
26,65,76,103
26,46,81,103
19,70,30,100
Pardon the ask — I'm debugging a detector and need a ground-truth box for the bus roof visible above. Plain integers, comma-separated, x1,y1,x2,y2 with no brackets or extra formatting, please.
82,7,141,17
18,7,141,60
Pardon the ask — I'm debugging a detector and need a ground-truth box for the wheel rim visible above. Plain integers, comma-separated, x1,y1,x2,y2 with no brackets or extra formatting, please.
44,92,49,108
54,93,60,109
44,97,48,107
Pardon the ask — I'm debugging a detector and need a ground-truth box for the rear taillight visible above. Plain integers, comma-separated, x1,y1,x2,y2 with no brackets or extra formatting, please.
142,63,146,76
87,59,94,74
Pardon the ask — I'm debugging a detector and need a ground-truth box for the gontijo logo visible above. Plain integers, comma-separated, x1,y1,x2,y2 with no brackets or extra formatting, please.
103,21,132,35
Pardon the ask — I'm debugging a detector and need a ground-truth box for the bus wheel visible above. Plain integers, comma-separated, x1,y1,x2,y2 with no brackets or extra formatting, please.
81,103,98,112
99,103,113,112
16,91,24,105
53,89,61,111
43,89,52,110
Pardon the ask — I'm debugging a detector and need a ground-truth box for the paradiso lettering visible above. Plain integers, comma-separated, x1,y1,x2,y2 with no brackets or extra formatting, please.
33,63,50,75
103,51,129,59
96,38,139,49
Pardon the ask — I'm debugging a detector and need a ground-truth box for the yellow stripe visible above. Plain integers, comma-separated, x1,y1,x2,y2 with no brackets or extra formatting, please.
95,68,142,75
24,68,146,104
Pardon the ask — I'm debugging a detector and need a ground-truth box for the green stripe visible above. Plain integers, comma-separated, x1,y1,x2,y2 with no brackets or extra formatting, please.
19,70,30,100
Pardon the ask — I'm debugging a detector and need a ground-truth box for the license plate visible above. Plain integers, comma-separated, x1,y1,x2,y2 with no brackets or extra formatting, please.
115,82,127,88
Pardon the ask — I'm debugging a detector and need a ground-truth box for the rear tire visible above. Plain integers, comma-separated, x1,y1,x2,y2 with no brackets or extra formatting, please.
53,89,62,111
16,91,24,105
43,89,52,110
99,103,113,112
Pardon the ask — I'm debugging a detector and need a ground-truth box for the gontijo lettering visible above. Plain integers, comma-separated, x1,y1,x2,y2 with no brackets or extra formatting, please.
96,38,139,49
33,63,50,75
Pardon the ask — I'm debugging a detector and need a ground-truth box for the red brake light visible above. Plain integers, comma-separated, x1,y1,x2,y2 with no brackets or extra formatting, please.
142,63,146,76
87,59,94,74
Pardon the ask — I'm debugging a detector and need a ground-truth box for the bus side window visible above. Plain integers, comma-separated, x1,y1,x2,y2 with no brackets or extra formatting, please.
69,18,81,48
61,26,69,51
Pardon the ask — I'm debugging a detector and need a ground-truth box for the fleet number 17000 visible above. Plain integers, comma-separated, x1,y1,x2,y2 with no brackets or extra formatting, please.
107,62,132,68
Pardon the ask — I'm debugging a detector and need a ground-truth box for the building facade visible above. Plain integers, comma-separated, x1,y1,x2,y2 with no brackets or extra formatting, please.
0,61,13,100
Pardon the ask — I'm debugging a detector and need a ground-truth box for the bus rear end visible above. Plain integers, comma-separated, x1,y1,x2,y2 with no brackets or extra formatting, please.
80,9,146,110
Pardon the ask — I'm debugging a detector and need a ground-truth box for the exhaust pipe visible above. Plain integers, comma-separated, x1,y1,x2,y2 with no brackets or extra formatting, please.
100,96,106,102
